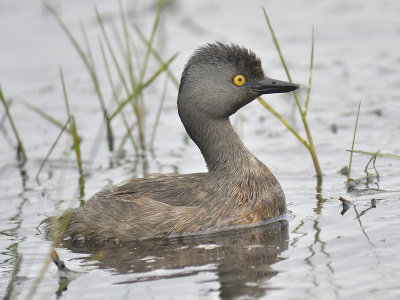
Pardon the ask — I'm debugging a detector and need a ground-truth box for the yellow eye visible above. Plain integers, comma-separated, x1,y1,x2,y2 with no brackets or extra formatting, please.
233,74,246,86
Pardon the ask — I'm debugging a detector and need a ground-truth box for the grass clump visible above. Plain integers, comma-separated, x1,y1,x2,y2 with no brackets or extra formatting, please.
29,0,179,197
43,0,177,161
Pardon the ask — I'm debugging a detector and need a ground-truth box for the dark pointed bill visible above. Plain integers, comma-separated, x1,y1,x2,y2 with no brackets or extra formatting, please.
248,77,301,95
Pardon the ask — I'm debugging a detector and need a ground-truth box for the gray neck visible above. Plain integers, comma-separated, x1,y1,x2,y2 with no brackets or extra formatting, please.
180,111,260,173
178,100,285,219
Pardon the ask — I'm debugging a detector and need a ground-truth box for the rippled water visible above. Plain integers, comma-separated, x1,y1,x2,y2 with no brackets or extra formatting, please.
1,0,400,299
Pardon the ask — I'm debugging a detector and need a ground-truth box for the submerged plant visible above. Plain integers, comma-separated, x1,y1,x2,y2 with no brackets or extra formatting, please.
260,8,322,186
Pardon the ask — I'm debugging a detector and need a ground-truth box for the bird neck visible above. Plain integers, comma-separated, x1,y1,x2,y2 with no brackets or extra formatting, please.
182,113,261,173
178,106,286,221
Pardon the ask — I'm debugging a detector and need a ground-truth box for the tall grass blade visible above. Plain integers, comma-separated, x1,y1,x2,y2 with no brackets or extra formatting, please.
24,102,75,136
262,7,302,114
304,27,314,116
95,7,131,95
0,85,27,164
45,2,114,151
348,149,400,160
134,0,162,152
80,21,95,69
114,122,137,160
347,101,361,184
60,69,85,201
142,52,178,89
302,27,322,184
95,5,142,149
35,117,72,184
134,24,179,88
258,96,308,148
262,8,322,184
109,52,178,120
138,0,162,84
150,75,168,150
118,0,138,92
99,38,138,152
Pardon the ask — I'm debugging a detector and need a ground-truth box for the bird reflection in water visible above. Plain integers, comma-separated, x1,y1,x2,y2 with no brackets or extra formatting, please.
55,219,288,299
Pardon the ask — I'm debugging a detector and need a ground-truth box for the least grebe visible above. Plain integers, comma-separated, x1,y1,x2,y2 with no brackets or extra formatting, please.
45,43,299,243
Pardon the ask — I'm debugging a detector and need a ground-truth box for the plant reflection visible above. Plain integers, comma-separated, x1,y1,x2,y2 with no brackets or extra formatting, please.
353,203,375,246
306,193,337,291
291,185,340,297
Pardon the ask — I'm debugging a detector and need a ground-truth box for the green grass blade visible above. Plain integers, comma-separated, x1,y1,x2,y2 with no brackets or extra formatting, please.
35,117,72,184
262,8,322,183
44,3,104,107
45,3,114,151
347,101,362,184
114,122,137,159
258,96,309,148
109,52,178,120
142,52,178,89
304,27,314,117
134,23,179,88
60,73,71,118
96,5,140,146
347,149,400,160
0,85,27,164
150,75,168,150
95,6,130,95
99,38,138,152
44,3,92,74
80,21,96,72
262,7,303,115
262,8,292,82
138,0,162,85
60,69,85,199
118,0,137,92
24,102,75,136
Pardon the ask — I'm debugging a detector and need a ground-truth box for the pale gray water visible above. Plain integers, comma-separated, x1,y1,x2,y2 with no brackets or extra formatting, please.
1,0,400,299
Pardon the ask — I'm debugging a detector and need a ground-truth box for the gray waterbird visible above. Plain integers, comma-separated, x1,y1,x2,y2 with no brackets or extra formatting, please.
44,42,300,244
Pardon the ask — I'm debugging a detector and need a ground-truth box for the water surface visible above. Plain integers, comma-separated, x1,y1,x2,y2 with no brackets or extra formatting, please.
1,0,400,299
